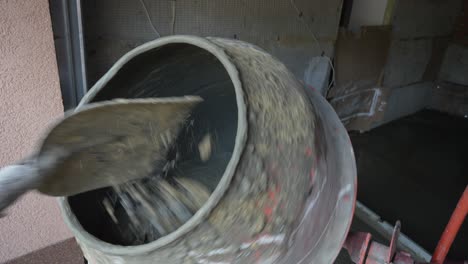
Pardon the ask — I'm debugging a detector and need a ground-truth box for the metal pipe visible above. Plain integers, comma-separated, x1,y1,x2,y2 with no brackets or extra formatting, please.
431,186,468,264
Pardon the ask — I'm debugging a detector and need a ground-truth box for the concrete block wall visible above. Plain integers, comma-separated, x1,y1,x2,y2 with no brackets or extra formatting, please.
378,0,463,125
438,43,468,86
383,39,433,88
428,0,468,117
81,0,343,89
328,0,463,130
430,43,468,116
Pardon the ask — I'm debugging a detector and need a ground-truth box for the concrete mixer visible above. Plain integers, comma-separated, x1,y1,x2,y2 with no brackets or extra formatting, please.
57,35,356,264
1,36,465,264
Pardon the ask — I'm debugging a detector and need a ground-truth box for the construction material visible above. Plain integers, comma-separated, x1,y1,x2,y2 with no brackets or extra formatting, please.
101,177,211,245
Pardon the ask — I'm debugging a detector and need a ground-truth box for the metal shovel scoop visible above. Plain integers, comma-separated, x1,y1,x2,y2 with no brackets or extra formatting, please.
0,96,201,213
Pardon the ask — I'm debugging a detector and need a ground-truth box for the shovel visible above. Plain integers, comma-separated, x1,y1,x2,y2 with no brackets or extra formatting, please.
0,96,201,213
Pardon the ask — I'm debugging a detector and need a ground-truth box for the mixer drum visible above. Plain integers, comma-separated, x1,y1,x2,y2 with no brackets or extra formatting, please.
59,36,356,263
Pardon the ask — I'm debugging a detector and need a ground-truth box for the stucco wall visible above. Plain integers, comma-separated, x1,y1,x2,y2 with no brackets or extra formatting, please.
0,0,72,262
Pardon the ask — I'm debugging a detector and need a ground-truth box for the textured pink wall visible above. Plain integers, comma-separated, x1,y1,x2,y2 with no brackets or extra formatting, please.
0,0,73,262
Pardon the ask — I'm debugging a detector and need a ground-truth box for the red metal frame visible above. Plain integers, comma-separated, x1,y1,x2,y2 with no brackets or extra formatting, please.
344,186,468,264
343,232,372,264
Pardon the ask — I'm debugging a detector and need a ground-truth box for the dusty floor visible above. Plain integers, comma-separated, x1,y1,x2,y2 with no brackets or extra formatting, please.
350,109,468,260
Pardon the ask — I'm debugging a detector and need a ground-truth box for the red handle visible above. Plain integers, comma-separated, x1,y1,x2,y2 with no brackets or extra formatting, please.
431,186,468,264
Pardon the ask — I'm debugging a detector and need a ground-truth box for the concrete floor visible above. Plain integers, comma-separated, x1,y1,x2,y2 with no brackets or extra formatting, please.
4,238,83,264
350,109,468,260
